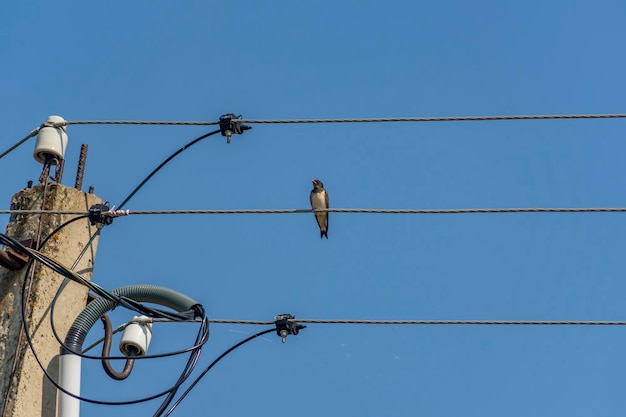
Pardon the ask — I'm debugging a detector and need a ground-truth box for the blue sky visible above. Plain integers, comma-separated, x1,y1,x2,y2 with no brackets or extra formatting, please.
3,1,626,416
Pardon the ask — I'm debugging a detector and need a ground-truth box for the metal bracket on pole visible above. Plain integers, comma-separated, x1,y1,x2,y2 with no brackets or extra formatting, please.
38,155,65,185
0,238,34,271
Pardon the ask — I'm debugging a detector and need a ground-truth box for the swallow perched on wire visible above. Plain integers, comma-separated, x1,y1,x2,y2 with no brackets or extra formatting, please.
310,179,329,239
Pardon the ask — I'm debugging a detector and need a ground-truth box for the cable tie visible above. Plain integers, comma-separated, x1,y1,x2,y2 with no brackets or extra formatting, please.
106,208,130,218
129,316,153,325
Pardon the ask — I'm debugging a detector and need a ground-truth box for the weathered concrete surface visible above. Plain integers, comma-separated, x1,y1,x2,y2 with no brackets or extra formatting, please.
0,184,102,417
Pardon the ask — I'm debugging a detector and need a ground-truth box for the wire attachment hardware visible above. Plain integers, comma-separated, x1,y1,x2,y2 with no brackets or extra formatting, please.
89,203,114,226
0,238,34,271
274,313,306,343
219,114,252,144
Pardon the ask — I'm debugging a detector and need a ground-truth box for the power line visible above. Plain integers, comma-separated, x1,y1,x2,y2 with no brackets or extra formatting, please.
0,210,91,215
0,119,225,166
60,120,220,127
3,112,624,161
0,127,41,160
111,207,626,215
208,318,626,326
237,113,626,124
3,207,626,217
44,113,626,128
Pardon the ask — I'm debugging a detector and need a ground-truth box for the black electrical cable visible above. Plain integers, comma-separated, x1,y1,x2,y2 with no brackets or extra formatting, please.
116,129,221,210
35,208,186,368
19,270,211,406
0,216,90,417
0,233,178,311
9,127,225,324
4,128,224,409
0,233,95,289
49,293,210,361
36,214,91,250
2,125,222,405
8,225,211,363
42,130,227,320
115,295,196,321
70,128,223,289
47,286,202,360
153,318,209,416
36,127,225,328
159,328,276,417
46,126,224,346
8,229,211,406
42,243,210,361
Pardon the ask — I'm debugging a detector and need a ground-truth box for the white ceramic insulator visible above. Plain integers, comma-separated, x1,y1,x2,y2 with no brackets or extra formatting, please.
119,316,153,356
34,115,68,164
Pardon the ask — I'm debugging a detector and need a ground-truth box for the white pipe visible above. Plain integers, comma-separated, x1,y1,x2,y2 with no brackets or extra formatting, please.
57,353,81,417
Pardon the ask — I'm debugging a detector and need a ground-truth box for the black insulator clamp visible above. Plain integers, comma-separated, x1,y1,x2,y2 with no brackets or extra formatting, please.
219,114,252,144
274,313,306,343
89,203,114,226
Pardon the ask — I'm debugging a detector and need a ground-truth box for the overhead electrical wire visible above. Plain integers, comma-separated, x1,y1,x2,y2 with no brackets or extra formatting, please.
206,318,626,326
237,113,626,124
2,112,625,161
0,210,88,215
0,126,41,160
61,120,220,127
81,318,204,355
5,206,626,217
46,113,626,127
3,113,625,414
156,316,626,415
4,215,624,413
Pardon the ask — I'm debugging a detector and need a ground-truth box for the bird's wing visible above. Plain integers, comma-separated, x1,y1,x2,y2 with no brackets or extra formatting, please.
324,190,329,229
310,191,322,227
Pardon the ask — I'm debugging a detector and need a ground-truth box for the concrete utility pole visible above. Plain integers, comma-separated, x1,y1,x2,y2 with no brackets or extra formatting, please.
0,183,103,417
